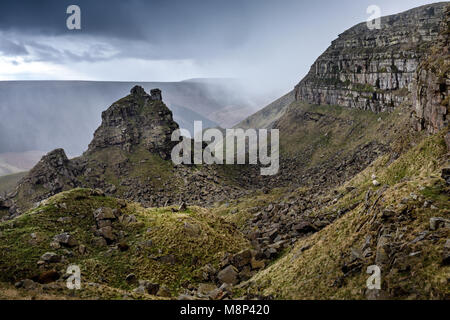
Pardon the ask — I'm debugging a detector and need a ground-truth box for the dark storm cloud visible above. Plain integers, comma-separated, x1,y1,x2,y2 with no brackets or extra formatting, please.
0,0,254,61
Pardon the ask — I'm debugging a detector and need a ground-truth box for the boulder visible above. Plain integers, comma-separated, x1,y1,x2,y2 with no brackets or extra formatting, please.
231,249,253,269
150,88,162,101
15,279,38,290
97,219,112,228
93,207,116,221
118,241,130,252
53,232,78,247
157,286,171,297
293,221,316,234
430,217,449,231
200,264,217,281
98,226,116,242
78,244,86,254
139,280,160,295
40,252,61,263
239,265,253,281
93,237,107,247
36,270,60,284
119,214,137,225
126,273,137,285
179,202,187,211
197,283,217,296
217,265,238,285
158,254,177,265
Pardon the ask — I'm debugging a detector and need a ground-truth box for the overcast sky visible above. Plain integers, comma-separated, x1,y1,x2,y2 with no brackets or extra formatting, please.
0,0,442,99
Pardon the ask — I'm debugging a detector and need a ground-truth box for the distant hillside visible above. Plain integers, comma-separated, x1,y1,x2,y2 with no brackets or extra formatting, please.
0,172,27,196
0,79,258,156
0,151,44,176
235,91,295,129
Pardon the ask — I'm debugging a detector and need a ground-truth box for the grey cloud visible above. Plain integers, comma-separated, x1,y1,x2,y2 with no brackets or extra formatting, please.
0,38,29,56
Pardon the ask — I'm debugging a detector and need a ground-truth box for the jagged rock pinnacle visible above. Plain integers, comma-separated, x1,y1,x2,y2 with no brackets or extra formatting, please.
87,87,179,158
130,85,146,97
150,88,162,101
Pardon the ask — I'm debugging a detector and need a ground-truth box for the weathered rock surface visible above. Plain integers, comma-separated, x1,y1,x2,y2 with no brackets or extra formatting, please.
53,232,78,247
412,5,449,133
87,86,178,159
217,265,239,285
6,149,79,214
294,3,447,116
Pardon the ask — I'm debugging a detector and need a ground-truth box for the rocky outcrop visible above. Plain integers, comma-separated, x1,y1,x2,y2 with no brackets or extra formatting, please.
5,149,79,215
22,149,78,191
1,87,252,218
294,3,447,113
87,86,178,159
412,5,449,133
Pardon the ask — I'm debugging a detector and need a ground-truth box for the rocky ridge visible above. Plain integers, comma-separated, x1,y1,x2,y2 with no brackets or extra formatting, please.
1,86,252,218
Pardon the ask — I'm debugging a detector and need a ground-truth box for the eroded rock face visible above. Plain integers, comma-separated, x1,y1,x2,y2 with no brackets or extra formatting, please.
412,5,449,133
294,3,447,113
87,86,178,159
25,149,78,188
7,148,79,214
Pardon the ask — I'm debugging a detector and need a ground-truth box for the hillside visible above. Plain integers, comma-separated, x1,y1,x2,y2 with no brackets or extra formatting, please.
0,172,27,197
235,91,295,129
244,131,449,299
0,151,44,176
0,188,251,299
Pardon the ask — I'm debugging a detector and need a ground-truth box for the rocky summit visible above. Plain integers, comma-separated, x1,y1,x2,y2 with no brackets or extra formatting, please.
0,3,449,302
87,86,178,159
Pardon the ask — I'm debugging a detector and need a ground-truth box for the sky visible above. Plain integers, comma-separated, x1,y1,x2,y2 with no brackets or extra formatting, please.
0,0,442,99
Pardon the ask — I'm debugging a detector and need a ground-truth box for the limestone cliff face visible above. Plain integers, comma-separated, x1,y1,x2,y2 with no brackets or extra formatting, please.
87,86,179,159
294,3,447,113
412,5,449,133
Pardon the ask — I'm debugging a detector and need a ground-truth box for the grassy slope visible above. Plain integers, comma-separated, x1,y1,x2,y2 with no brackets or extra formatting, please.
214,101,413,230
81,145,179,194
276,101,408,163
246,132,449,299
235,91,295,129
0,188,249,299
